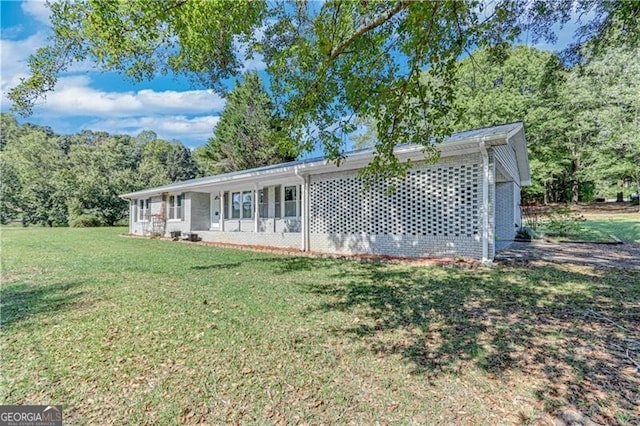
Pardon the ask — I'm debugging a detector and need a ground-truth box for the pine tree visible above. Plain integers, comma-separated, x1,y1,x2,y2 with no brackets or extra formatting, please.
204,71,296,173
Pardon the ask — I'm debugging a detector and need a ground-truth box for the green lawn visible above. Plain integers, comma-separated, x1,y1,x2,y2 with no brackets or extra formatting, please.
1,227,639,424
581,215,640,243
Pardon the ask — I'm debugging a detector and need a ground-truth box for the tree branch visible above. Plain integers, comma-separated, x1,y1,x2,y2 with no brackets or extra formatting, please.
329,1,412,60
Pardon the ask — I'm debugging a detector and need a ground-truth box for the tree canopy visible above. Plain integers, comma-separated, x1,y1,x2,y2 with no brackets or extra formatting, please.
9,0,640,180
202,71,297,173
0,115,200,226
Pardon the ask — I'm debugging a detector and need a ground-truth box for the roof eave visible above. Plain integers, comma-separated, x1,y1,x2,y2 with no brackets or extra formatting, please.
120,125,521,199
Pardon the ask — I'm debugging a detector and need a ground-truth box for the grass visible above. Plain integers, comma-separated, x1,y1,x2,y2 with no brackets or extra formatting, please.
580,215,640,243
2,227,639,424
528,209,639,243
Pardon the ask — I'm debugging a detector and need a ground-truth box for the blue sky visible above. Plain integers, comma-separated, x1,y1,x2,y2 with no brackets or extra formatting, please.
1,1,581,149
0,0,240,148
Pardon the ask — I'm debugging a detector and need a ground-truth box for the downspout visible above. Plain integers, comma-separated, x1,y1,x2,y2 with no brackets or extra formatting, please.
295,168,308,251
479,140,491,266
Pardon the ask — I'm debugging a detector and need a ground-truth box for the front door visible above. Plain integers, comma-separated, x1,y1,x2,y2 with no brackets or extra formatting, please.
210,194,220,230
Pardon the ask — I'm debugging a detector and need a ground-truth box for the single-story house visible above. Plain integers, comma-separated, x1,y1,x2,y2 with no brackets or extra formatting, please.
121,122,529,263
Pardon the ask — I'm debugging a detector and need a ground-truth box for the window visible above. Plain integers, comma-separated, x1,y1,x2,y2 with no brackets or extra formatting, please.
284,185,298,217
168,194,184,220
258,189,268,218
231,191,253,219
138,199,149,221
242,191,252,218
274,185,281,218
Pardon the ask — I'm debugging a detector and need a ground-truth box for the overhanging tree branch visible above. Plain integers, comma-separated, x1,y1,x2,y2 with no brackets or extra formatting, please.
328,0,412,61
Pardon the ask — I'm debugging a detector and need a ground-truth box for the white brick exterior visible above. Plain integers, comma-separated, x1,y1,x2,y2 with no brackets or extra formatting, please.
308,155,484,259
196,230,301,249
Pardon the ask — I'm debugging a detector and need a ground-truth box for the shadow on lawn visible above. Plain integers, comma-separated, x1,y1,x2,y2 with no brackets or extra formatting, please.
301,263,640,424
253,256,342,274
0,281,86,329
191,262,243,270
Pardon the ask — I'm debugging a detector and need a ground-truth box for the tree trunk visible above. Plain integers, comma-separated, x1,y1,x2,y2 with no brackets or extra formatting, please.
637,177,640,213
571,157,580,203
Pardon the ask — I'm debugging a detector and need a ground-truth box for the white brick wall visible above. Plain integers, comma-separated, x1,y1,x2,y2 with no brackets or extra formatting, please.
495,181,516,241
487,152,496,260
308,154,485,259
197,230,301,249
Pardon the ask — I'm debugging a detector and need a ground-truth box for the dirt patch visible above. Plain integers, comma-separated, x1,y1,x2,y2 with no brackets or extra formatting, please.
571,201,639,215
495,240,640,270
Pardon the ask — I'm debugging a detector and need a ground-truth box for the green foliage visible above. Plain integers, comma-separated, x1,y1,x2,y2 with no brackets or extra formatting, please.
543,207,586,237
204,71,297,173
569,45,640,200
453,42,640,204
69,213,102,228
0,155,22,224
0,114,199,227
515,226,538,241
9,1,639,181
452,45,574,203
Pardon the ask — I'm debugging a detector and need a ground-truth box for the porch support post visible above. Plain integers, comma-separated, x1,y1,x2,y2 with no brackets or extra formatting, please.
254,184,259,233
220,191,225,232
479,140,491,266
295,168,309,251
304,175,310,251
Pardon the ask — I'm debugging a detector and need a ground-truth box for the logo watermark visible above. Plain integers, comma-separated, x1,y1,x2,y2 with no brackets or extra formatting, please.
0,405,62,426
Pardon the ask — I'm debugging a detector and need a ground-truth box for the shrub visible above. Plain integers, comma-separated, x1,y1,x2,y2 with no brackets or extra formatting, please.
544,206,585,237
69,213,102,228
516,226,538,241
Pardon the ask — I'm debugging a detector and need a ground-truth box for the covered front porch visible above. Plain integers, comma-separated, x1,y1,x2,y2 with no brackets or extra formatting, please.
177,173,310,250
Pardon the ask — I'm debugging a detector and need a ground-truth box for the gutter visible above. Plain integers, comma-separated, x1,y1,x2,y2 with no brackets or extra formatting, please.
294,168,309,251
479,139,491,266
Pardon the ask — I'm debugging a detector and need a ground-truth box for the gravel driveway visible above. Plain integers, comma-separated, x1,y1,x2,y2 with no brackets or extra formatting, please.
495,240,640,270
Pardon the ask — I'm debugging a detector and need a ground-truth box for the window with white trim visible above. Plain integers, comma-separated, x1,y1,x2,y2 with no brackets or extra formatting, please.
168,194,184,220
284,185,298,217
138,199,150,222
258,189,268,218
231,191,253,219
274,186,281,218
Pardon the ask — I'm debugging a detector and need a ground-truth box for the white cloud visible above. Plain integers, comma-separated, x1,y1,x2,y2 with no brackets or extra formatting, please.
21,1,53,26
0,31,48,106
242,52,267,72
87,115,221,147
36,75,226,117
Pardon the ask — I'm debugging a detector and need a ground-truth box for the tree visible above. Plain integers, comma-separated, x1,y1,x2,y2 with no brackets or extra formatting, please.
65,134,138,226
7,130,68,226
9,1,639,180
204,71,296,173
168,143,199,182
567,45,640,205
136,137,199,188
0,156,22,224
451,45,576,203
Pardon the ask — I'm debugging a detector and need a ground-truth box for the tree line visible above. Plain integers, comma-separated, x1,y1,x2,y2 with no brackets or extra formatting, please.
352,44,639,204
448,43,638,203
456,46,640,202
0,118,200,226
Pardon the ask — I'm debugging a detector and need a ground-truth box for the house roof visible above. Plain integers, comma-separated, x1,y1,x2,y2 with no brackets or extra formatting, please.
121,122,529,198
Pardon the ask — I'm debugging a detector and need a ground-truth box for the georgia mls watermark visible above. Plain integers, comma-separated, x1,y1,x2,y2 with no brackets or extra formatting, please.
0,405,62,426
